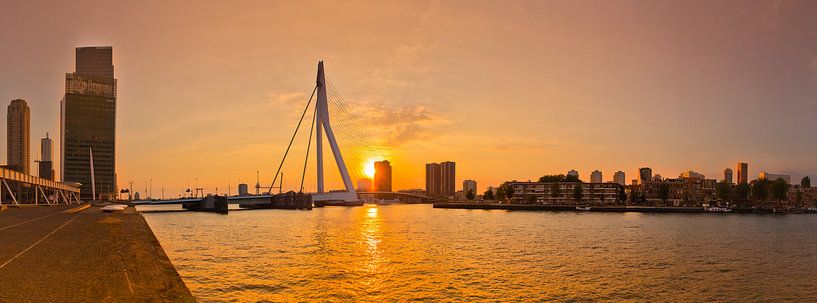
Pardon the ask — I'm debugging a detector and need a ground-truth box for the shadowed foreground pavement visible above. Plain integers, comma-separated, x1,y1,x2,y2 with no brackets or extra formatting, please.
0,205,194,302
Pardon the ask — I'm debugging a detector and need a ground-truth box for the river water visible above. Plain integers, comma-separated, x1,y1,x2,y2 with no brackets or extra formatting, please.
142,204,817,302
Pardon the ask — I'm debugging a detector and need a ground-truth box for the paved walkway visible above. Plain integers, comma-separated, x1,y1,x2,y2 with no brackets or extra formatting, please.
0,205,194,302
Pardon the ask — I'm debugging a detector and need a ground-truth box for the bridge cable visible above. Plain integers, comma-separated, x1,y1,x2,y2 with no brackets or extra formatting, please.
300,103,318,192
325,89,374,183
267,86,317,194
326,79,382,160
325,84,377,161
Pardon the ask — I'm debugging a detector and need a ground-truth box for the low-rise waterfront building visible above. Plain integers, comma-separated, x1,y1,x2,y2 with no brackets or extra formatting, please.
634,178,717,206
508,181,624,205
758,172,791,183
680,171,705,180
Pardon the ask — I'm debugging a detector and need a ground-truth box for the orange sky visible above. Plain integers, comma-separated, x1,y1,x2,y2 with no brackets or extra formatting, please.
1,0,817,197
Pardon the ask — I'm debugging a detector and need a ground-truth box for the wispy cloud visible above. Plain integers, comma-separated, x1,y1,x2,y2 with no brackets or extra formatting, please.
355,103,448,147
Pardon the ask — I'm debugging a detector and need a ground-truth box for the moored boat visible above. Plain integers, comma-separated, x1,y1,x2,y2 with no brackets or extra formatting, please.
705,206,732,213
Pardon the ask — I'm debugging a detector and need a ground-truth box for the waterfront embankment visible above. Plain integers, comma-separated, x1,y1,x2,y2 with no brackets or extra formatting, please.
433,203,800,213
0,205,194,302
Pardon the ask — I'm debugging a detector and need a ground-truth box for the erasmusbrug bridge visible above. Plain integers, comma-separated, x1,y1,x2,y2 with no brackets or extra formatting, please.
135,61,434,208
266,61,433,203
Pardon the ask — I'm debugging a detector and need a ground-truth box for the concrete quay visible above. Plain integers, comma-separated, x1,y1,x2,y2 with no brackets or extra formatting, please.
0,205,194,302
434,203,708,213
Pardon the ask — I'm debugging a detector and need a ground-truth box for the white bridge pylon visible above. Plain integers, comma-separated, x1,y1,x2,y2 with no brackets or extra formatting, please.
312,61,357,202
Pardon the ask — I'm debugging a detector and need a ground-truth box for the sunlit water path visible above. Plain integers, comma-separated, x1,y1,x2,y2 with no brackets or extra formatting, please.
143,204,817,302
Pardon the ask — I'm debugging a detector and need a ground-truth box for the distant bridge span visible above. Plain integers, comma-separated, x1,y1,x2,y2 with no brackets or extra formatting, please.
132,191,437,206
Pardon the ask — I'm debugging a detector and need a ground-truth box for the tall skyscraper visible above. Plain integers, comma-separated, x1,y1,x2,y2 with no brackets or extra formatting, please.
591,170,602,183
567,170,579,179
724,168,733,184
463,180,477,196
76,47,115,78
426,163,441,196
374,160,392,192
737,162,748,184
426,161,456,197
614,171,626,186
7,99,30,174
39,133,54,180
639,167,652,184
62,46,117,199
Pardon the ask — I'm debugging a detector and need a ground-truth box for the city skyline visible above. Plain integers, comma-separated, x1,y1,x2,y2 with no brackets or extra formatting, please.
1,1,817,196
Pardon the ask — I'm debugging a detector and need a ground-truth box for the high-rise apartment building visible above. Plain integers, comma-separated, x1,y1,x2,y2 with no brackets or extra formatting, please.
62,46,117,199
39,133,54,180
614,171,626,186
591,170,603,183
639,167,653,184
463,180,477,196
374,160,392,192
426,161,455,197
737,162,748,184
567,170,579,179
723,168,733,184
7,99,30,174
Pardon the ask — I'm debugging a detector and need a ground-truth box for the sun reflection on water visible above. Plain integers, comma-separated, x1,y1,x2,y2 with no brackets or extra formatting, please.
360,205,385,292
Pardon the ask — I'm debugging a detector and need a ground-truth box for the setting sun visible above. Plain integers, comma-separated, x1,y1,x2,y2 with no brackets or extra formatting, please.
363,161,376,179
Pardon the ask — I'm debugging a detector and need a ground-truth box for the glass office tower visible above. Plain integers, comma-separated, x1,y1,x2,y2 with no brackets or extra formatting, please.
61,46,117,200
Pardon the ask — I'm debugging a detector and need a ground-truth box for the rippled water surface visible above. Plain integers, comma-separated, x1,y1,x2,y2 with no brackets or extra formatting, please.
142,204,817,302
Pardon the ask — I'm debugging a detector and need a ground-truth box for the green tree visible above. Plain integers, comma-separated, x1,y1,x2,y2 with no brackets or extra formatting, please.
618,188,627,205
770,178,789,208
495,186,505,200
795,189,804,208
550,183,561,204
483,189,494,200
572,184,583,205
538,174,583,183
802,176,811,188
539,174,566,183
752,179,770,208
734,183,750,207
658,183,670,206
504,184,514,200
466,189,475,201
526,195,537,204
716,181,732,205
